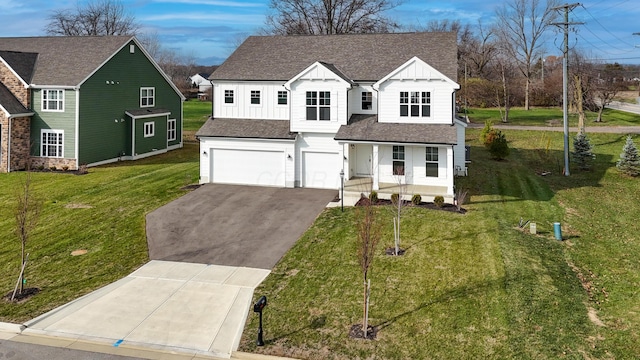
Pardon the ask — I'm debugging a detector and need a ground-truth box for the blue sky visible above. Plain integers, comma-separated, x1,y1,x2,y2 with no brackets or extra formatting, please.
1,0,639,66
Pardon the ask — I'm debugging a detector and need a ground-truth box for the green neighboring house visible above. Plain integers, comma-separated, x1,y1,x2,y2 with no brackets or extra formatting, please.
0,36,184,172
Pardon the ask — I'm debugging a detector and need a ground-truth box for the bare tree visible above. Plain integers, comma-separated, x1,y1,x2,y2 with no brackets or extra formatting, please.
265,0,402,35
495,0,558,110
464,21,497,79
13,166,40,298
45,0,138,36
593,63,627,122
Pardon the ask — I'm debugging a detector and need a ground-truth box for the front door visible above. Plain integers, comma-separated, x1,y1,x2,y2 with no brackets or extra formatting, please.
355,144,372,176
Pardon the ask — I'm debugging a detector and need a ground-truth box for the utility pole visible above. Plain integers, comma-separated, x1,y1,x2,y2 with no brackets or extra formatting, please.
552,3,583,176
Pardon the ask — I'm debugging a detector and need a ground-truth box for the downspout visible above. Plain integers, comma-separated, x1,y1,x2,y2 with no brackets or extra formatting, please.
7,117,11,173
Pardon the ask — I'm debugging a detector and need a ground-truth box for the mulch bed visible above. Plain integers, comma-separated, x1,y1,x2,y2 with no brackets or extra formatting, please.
355,197,466,214
349,323,378,340
385,247,406,256
3,287,40,303
181,184,203,191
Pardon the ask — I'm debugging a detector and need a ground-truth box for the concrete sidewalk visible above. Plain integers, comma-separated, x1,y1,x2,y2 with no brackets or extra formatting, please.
9,261,270,359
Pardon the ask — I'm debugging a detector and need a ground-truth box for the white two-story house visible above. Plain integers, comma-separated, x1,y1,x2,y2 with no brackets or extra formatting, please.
197,32,466,200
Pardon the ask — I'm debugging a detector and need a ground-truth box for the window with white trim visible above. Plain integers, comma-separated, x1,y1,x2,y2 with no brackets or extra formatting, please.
167,119,176,141
224,90,234,104
426,147,439,177
277,91,288,105
250,90,261,104
306,91,330,121
400,91,430,117
140,87,155,107
42,89,64,111
362,91,372,110
144,121,155,137
393,145,405,176
41,130,64,158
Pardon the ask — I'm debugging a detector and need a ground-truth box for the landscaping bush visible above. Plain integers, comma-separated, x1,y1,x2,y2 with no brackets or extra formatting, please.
572,132,595,170
433,195,445,208
411,194,422,205
390,193,400,205
617,135,640,176
480,120,494,145
488,131,510,160
49,166,57,171
368,190,378,203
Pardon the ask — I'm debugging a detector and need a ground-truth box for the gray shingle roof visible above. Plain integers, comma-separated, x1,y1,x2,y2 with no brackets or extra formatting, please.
335,114,457,144
196,118,297,140
0,82,30,116
125,108,171,118
0,50,38,83
0,36,132,86
210,32,458,82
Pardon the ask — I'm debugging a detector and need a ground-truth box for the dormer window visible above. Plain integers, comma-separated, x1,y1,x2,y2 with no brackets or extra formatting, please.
362,91,372,110
400,91,430,117
306,91,330,121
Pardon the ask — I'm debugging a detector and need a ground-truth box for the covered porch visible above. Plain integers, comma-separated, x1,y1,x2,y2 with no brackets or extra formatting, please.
342,177,452,203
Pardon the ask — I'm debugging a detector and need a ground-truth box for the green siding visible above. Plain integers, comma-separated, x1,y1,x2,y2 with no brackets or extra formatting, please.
78,40,182,165
134,116,167,155
30,89,77,158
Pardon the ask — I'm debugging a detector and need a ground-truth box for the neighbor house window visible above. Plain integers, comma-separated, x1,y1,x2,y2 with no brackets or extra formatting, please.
140,87,155,107
251,90,261,104
41,130,63,157
393,145,405,175
306,91,330,121
224,90,234,104
362,91,372,110
167,119,176,141
426,147,439,177
278,91,288,105
144,122,155,137
400,91,430,117
42,89,64,111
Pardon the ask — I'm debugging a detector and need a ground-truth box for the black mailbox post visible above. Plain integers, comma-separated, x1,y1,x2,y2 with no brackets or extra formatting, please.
253,295,267,346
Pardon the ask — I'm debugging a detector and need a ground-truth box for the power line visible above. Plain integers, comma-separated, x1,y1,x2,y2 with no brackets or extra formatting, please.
579,4,636,48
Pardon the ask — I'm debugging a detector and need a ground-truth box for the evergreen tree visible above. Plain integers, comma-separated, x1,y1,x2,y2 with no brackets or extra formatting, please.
572,132,595,170
617,135,640,177
488,130,510,160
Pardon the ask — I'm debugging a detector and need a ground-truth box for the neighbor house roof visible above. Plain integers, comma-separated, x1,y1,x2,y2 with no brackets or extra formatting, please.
334,114,458,145
0,36,132,86
0,82,31,116
210,32,458,82
196,118,297,140
0,50,38,84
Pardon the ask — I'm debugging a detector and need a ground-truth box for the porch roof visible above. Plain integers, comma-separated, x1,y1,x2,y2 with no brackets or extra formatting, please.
196,118,297,140
334,114,457,145
125,108,171,118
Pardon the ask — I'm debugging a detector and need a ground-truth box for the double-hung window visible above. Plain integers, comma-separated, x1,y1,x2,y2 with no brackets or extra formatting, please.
306,91,330,121
41,130,63,157
362,91,372,110
250,90,261,104
400,91,431,117
278,91,288,105
425,147,439,177
393,146,405,176
224,90,234,104
167,119,176,141
42,89,64,111
141,87,155,107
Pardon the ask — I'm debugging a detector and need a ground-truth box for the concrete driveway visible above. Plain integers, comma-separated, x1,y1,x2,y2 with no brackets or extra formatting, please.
146,184,337,269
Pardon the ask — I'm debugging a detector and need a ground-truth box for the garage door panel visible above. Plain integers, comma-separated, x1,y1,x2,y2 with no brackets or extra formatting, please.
303,152,340,189
212,149,285,187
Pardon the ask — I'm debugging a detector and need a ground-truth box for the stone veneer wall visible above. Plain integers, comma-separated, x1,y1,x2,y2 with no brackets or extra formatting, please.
1,55,32,172
0,113,8,172
9,117,31,171
30,157,77,171
0,61,29,105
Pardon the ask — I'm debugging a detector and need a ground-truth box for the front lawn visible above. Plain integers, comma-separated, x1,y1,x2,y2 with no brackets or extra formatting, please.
0,144,199,322
465,107,640,127
240,130,640,359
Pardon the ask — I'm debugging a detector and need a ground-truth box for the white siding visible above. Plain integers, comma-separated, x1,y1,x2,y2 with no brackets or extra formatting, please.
377,145,454,194
295,133,342,188
348,84,377,118
454,120,467,169
213,81,289,120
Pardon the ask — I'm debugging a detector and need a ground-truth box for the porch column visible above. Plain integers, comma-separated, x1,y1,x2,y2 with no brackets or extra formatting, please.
372,144,379,191
447,146,454,195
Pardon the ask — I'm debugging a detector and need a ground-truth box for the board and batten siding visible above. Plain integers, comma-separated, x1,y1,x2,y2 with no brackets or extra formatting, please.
30,88,77,159
78,39,182,165
214,82,289,120
348,84,377,119
288,80,349,134
295,133,342,187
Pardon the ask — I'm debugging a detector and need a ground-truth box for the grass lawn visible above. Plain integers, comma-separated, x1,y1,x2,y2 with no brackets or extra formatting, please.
465,107,640,127
0,144,199,322
183,99,211,141
239,129,640,359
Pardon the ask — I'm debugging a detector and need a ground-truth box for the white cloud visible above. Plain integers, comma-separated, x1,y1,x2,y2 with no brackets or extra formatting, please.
151,0,264,7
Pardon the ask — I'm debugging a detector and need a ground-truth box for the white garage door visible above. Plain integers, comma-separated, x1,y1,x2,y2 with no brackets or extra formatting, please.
303,152,340,189
211,149,285,187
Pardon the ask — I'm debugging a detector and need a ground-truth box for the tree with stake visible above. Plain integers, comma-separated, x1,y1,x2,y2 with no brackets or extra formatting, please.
617,135,640,177
12,167,40,300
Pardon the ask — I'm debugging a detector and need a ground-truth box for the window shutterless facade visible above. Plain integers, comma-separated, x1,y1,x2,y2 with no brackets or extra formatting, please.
41,130,63,157
306,91,330,120
224,90,234,104
250,90,261,104
144,122,155,138
400,91,430,117
167,119,176,141
140,87,155,107
392,145,405,175
42,89,64,111
278,91,288,105
425,147,438,177
362,91,372,110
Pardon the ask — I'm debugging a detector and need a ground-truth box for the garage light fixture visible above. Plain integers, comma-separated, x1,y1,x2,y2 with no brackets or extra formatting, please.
203,151,208,156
